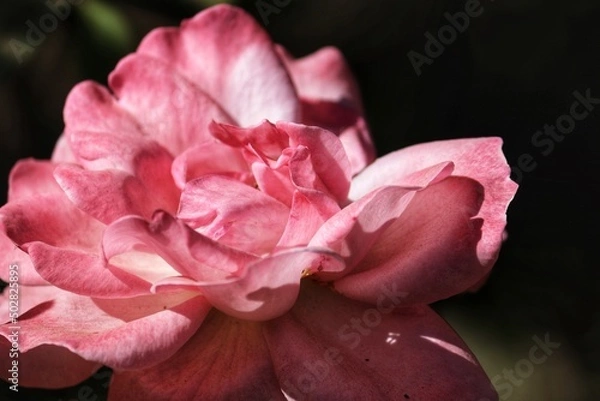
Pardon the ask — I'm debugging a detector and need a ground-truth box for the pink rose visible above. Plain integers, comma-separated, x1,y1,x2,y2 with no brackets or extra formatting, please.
0,5,516,400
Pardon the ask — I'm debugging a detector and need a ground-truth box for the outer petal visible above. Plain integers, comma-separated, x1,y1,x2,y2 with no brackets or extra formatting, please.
109,54,235,155
54,163,178,224
7,159,62,201
335,177,488,305
0,339,100,389
262,280,498,401
278,46,375,174
309,162,452,279
109,311,286,401
138,5,300,126
347,138,518,295
0,288,211,370
277,46,363,112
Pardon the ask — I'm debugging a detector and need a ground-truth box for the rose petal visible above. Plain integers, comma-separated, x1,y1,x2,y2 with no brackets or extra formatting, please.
335,177,490,306
0,339,101,389
178,175,289,254
0,284,57,322
349,138,518,281
138,5,300,126
263,280,498,401
108,311,286,401
281,122,352,202
0,288,211,370
27,242,151,298
54,164,178,224
109,54,235,155
277,46,363,112
155,248,344,321
171,141,251,189
103,212,257,283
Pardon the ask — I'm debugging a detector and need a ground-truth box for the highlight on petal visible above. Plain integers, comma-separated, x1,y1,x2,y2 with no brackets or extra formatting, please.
138,4,300,126
102,211,256,283
334,177,490,306
109,54,235,155
178,175,289,254
263,280,498,401
109,311,286,401
0,288,211,370
348,138,518,289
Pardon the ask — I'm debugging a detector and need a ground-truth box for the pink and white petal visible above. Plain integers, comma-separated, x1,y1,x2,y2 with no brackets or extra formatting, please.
281,122,352,202
262,280,498,401
138,5,300,126
54,164,177,224
350,137,518,275
210,120,289,162
63,81,141,140
0,289,211,370
189,248,344,321
179,175,289,254
27,242,151,298
0,339,101,389
309,186,417,279
335,177,490,306
0,284,58,322
51,133,78,163
103,212,257,283
109,54,235,155
300,100,375,177
7,159,62,201
0,231,47,286
276,190,340,249
252,162,295,207
171,141,250,189
108,311,286,401
0,194,104,253
277,46,363,112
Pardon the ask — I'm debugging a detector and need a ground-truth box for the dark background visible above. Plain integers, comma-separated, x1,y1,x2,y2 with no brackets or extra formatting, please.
0,0,598,400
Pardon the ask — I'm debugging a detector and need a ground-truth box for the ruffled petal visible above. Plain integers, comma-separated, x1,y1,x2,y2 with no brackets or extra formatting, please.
0,339,101,389
27,242,152,298
348,138,518,288
109,54,235,155
108,311,286,401
171,141,250,189
263,280,498,401
7,159,62,201
277,46,363,112
0,284,57,322
102,212,257,283
0,288,211,370
54,163,178,224
138,5,300,126
335,177,490,305
178,175,289,254
282,122,352,203
154,248,344,321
